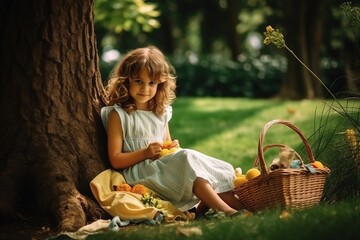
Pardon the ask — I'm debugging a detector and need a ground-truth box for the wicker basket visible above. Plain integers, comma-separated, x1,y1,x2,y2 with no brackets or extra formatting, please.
232,119,330,212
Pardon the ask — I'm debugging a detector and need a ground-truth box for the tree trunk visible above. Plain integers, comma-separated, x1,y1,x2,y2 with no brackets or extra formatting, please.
200,4,218,54
0,0,108,232
343,25,360,93
280,0,324,99
226,0,241,61
306,0,324,97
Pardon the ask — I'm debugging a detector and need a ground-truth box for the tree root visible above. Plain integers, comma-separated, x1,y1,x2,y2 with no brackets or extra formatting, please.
50,189,105,232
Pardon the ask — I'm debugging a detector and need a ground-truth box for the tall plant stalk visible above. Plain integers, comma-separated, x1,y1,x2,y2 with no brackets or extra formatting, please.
263,25,359,129
263,3,360,201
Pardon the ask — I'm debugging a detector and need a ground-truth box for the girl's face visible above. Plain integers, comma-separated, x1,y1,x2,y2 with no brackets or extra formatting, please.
129,67,158,110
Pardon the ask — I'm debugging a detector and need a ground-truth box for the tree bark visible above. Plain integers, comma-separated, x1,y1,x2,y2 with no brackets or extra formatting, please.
280,0,324,99
200,3,219,54
306,0,324,97
0,0,108,232
226,0,241,61
343,25,360,93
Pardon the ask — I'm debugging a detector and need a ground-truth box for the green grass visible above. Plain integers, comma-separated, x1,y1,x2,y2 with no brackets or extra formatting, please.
169,97,334,170
87,200,360,240
84,98,359,240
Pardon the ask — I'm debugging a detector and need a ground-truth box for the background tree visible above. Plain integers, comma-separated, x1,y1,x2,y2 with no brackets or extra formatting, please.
225,0,242,60
199,0,241,60
277,0,324,99
336,2,360,93
0,0,109,231
95,0,357,99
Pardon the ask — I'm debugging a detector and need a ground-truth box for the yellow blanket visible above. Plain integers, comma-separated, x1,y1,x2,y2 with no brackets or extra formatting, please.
90,169,195,222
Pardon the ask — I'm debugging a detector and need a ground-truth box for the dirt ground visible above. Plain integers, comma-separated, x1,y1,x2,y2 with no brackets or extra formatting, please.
0,215,56,240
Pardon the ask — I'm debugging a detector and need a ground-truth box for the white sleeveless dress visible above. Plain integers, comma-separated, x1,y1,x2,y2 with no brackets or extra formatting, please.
101,105,235,211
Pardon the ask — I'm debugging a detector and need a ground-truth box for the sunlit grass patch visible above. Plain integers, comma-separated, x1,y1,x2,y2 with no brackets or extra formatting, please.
170,97,328,169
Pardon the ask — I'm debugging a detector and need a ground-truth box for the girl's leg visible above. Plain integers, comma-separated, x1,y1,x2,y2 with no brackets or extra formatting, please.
196,192,243,216
192,177,237,216
218,191,243,210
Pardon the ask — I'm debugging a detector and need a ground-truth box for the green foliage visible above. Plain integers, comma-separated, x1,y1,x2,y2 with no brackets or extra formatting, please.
141,192,163,209
94,0,160,34
99,52,286,97
170,53,286,98
341,2,360,38
308,98,360,202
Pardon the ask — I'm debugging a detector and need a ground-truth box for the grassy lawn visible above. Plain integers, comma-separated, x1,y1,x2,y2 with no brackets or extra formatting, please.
88,200,360,240
170,97,338,170
85,98,359,240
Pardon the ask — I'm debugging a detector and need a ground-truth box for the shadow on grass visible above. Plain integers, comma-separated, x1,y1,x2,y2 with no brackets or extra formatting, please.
170,98,287,147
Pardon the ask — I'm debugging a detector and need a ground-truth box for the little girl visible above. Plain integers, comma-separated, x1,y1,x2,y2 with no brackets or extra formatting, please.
101,46,241,217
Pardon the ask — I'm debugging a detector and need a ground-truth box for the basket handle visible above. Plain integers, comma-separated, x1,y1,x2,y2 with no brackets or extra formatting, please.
257,119,315,176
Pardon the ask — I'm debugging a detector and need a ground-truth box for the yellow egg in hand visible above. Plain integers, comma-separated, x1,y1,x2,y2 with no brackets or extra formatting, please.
168,147,179,154
159,147,180,158
159,149,170,157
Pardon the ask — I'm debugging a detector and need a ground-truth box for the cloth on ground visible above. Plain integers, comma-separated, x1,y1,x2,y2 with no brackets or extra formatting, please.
89,169,195,222
50,214,163,239
49,219,111,240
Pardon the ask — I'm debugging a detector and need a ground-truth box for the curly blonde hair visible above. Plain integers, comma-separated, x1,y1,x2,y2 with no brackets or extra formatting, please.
104,46,176,115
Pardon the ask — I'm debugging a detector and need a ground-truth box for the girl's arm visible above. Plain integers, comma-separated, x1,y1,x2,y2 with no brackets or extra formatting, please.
107,110,162,169
164,124,180,148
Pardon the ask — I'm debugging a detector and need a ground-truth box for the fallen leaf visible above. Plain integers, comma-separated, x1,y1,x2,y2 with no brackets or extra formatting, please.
176,226,203,237
279,210,291,219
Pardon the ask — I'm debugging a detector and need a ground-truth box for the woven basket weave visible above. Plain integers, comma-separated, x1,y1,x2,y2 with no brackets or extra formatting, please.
232,119,330,212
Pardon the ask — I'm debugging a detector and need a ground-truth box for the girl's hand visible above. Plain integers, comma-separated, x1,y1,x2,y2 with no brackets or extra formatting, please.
171,139,180,149
145,142,162,159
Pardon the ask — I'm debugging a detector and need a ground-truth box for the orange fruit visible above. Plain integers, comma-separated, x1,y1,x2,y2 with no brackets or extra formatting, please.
234,176,248,187
116,183,132,192
311,161,324,169
131,184,149,195
245,168,261,180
